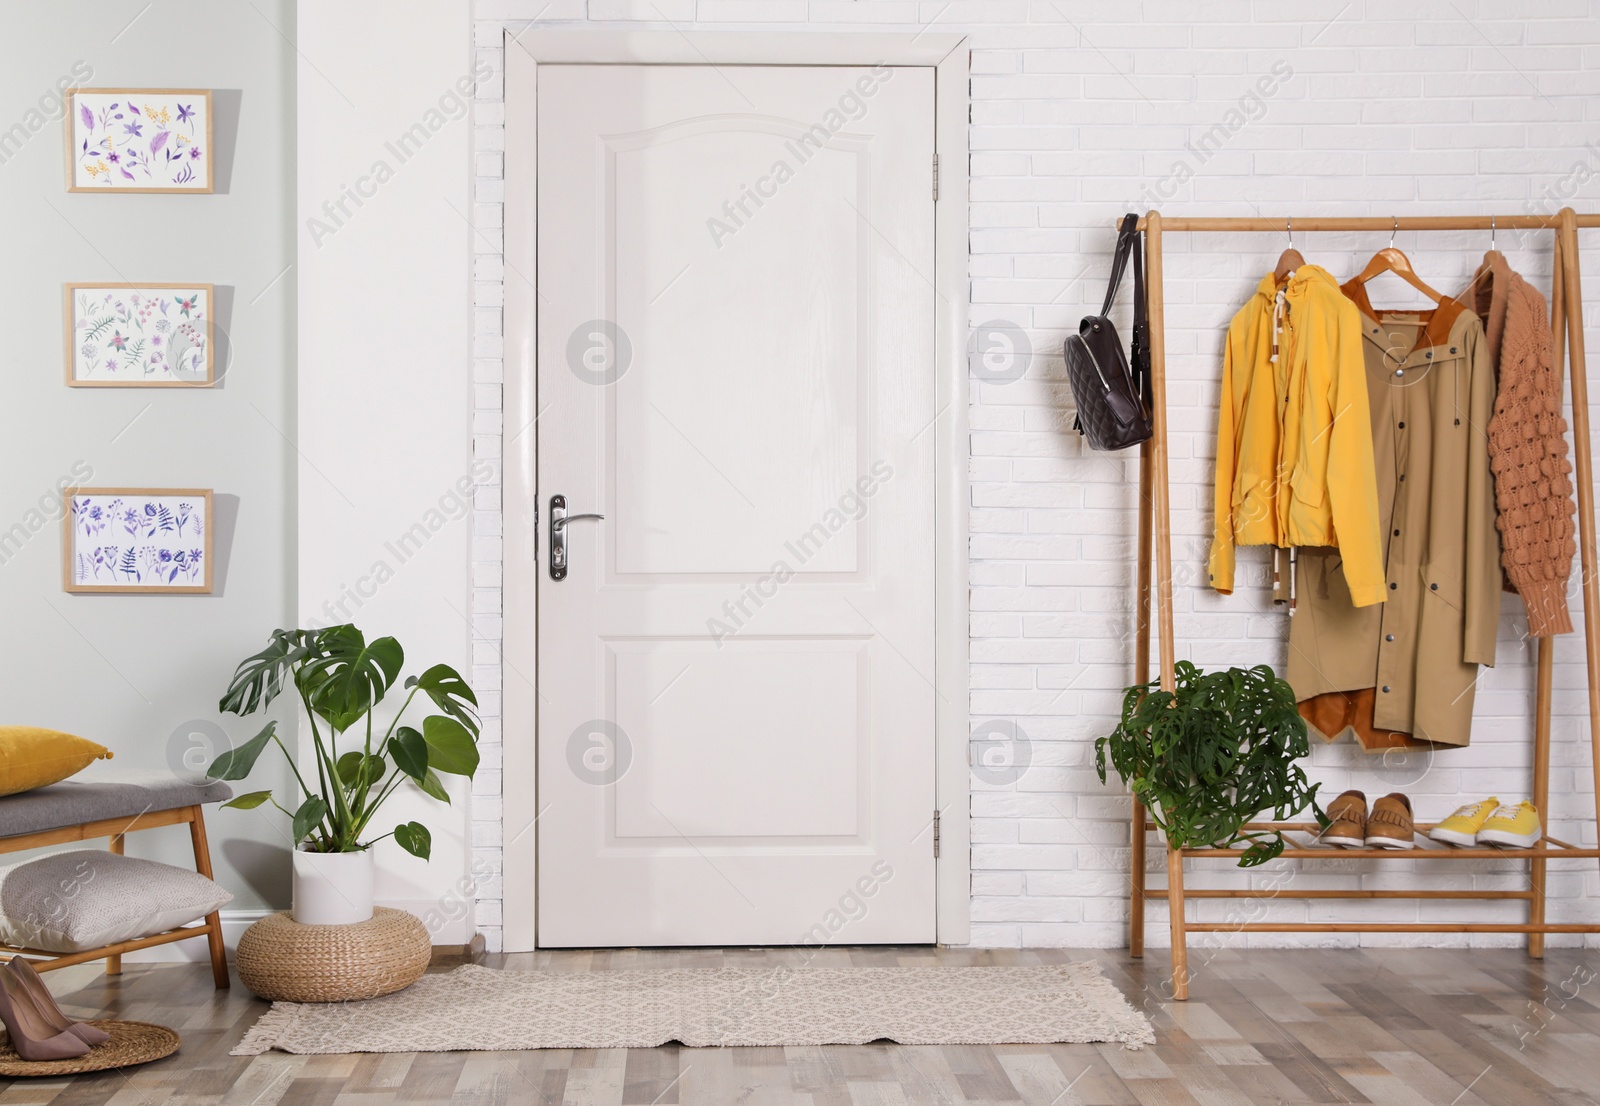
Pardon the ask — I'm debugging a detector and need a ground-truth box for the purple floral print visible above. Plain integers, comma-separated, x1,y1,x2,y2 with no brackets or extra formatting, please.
72,91,209,190
72,494,207,587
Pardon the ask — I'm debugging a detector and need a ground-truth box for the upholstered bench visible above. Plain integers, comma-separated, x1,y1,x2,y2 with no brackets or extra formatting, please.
0,770,232,988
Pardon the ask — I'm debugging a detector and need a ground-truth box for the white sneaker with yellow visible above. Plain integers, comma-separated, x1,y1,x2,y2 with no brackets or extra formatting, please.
1476,801,1542,849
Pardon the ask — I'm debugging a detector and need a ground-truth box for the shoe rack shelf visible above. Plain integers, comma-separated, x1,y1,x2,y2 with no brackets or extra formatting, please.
1154,821,1600,861
1127,208,1600,1000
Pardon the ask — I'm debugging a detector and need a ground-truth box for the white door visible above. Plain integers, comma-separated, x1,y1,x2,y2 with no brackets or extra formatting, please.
536,64,938,947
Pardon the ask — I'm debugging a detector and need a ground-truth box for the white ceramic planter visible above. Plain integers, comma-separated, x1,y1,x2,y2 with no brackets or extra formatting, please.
291,848,375,925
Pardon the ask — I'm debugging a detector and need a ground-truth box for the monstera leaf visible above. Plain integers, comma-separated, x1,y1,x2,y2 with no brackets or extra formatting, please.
394,821,431,860
417,769,449,804
292,796,330,846
222,790,272,810
336,752,386,789
422,715,479,777
387,726,427,781
218,630,313,715
297,625,404,732
206,722,278,781
405,664,480,737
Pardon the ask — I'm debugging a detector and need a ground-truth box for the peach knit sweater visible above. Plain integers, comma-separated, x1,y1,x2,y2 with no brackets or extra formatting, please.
1471,251,1577,637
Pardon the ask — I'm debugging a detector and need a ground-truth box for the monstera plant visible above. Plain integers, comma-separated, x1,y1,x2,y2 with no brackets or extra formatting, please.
208,624,479,862
1095,661,1321,867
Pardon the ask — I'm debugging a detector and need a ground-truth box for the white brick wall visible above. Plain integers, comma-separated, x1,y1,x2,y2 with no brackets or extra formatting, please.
468,0,1600,954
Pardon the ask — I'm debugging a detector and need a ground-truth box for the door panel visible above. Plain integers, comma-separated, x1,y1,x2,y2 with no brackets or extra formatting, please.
609,119,866,577
537,64,936,947
611,640,865,839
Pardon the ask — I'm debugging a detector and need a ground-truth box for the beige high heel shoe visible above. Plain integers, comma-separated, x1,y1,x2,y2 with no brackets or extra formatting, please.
6,958,109,1046
0,967,89,1062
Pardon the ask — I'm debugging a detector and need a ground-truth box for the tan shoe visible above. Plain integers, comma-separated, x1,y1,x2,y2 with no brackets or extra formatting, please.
0,968,90,1062
6,956,109,1046
1322,790,1367,848
1365,793,1416,850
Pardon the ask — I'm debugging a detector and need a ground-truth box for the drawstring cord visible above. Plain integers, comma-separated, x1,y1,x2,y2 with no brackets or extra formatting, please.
1454,347,1461,419
1270,277,1293,362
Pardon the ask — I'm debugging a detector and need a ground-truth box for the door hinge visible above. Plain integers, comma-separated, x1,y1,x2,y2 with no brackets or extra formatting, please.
932,810,942,858
932,153,939,202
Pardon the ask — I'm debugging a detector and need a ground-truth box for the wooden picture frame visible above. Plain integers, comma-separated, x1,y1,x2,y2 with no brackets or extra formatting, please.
65,283,215,387
65,89,213,193
63,488,214,595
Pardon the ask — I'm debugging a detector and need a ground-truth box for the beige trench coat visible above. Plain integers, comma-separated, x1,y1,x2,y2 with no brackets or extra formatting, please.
1286,286,1501,749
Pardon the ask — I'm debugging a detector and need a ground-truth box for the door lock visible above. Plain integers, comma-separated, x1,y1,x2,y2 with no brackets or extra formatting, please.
549,494,604,581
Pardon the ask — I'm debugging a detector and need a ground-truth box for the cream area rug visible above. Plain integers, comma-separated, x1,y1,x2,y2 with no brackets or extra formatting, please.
234,962,1154,1054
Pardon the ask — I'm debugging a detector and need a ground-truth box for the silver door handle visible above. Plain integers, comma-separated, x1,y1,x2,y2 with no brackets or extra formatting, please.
549,495,603,581
551,513,605,531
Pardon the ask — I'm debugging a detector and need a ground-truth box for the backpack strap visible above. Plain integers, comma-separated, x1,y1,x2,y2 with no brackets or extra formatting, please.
1100,213,1141,318
1128,215,1151,408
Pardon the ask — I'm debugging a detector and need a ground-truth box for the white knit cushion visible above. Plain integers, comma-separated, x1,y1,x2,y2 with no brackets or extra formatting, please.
0,849,231,953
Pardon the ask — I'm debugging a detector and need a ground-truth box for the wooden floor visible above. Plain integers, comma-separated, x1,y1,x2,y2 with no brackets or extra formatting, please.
4,945,1599,1105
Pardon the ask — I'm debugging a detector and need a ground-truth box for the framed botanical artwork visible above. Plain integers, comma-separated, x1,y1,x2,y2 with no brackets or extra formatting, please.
65,89,212,193
65,283,214,387
63,488,213,595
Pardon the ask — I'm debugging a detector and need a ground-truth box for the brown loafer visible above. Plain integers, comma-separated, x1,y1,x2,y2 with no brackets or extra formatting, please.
1365,793,1416,850
1322,789,1367,848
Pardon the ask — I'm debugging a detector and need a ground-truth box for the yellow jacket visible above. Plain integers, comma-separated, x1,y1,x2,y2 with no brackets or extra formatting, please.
1208,265,1385,607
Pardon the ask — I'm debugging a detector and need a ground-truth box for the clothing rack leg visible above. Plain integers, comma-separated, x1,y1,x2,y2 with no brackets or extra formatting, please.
1143,210,1185,996
1559,209,1600,889
1531,236,1568,958
1145,212,1177,693
1129,817,1147,958
1532,636,1553,957
1130,436,1153,958
1166,845,1189,1000
1129,816,1147,958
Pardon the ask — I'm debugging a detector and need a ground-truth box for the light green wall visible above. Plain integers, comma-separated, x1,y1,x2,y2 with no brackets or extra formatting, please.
0,0,296,911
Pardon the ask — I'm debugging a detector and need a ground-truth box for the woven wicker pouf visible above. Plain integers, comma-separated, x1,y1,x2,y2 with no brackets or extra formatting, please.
235,906,431,1003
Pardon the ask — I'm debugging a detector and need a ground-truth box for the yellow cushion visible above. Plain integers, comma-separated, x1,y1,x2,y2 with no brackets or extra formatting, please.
0,727,112,798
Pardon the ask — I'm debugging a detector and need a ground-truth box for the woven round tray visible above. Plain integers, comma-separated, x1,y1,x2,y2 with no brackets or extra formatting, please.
0,1020,179,1076
235,907,431,1003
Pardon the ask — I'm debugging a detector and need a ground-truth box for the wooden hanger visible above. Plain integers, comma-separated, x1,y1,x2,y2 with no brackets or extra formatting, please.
1273,218,1305,283
1349,217,1445,303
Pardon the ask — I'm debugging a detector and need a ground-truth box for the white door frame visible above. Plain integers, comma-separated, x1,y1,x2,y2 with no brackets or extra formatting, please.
501,29,970,952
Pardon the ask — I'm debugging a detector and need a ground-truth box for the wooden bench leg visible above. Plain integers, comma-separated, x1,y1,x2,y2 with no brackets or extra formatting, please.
188,807,230,989
105,834,124,976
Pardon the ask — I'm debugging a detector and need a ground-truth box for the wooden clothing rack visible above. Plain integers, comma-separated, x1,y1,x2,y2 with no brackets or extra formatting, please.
1126,208,1600,1000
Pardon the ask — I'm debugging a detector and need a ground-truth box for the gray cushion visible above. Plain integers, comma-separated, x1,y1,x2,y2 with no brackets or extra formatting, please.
0,849,232,952
0,769,232,839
